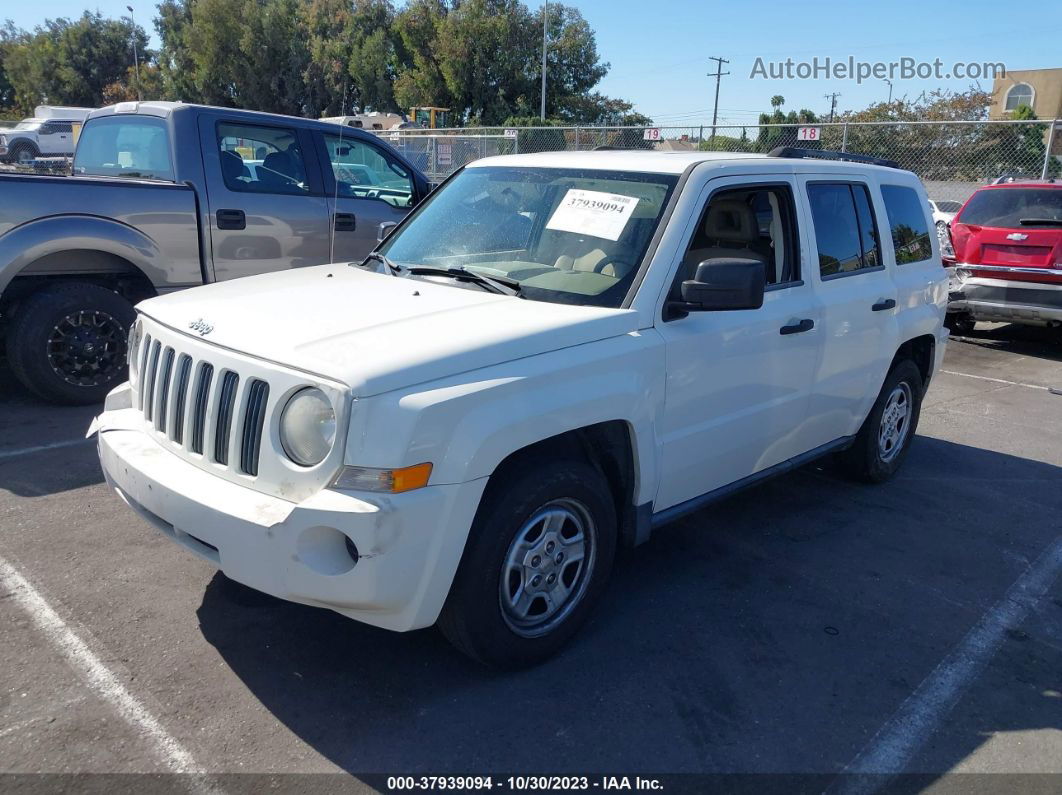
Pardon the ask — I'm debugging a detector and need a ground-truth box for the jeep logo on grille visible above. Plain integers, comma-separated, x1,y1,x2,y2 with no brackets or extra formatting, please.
188,318,214,336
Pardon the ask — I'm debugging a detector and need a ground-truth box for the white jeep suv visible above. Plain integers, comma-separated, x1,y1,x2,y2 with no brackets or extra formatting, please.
95,148,948,668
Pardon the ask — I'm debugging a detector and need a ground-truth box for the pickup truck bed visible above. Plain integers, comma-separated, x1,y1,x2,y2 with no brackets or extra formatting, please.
0,101,428,405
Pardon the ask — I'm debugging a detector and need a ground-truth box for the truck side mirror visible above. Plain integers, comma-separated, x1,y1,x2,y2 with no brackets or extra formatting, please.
377,221,398,242
676,258,765,312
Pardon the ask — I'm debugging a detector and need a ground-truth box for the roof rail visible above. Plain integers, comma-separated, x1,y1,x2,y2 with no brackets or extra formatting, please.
768,146,900,170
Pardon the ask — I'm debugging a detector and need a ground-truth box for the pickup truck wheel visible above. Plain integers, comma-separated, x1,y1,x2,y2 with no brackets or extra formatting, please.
841,360,923,484
6,283,135,404
11,142,39,165
438,458,617,669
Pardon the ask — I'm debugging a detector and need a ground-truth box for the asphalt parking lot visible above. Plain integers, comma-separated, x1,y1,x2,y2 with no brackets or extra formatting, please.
1,325,1061,790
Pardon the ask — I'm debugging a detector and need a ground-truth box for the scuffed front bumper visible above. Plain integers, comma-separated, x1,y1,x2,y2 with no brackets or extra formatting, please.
95,387,487,632
947,266,1062,324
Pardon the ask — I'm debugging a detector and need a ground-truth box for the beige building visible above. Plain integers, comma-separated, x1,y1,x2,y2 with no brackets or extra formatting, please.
990,68,1062,119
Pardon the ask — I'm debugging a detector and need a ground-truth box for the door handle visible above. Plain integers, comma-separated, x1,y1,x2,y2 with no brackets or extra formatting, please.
216,209,246,230
333,212,357,232
780,318,815,335
872,298,897,312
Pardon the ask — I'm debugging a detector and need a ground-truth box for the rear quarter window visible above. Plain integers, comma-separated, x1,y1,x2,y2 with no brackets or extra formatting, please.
881,185,933,264
73,116,174,181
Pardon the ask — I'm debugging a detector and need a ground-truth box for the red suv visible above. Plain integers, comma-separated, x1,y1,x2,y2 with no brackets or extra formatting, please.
946,181,1062,333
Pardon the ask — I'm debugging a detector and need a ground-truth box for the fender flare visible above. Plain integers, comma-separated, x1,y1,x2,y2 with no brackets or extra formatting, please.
0,214,163,297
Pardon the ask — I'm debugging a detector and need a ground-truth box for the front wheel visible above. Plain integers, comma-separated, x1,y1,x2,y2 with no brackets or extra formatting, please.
839,360,923,484
438,458,617,669
6,282,135,404
11,142,39,165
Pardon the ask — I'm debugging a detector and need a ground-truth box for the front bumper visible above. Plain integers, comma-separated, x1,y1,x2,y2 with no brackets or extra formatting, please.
947,266,1062,324
96,398,487,632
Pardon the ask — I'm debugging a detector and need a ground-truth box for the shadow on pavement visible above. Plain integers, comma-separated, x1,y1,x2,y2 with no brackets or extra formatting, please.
196,436,1062,778
953,323,1062,364
0,362,105,497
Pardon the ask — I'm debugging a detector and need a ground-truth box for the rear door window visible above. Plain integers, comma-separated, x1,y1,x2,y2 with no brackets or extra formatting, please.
881,185,934,264
73,116,174,181
807,183,881,277
216,122,311,195
957,188,1062,229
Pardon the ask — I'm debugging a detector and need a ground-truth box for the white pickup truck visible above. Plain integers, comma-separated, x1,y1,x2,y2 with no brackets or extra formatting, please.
95,147,948,668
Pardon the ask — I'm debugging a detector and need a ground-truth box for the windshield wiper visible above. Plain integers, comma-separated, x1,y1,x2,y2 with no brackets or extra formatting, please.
406,266,523,297
1019,218,1062,226
359,252,402,275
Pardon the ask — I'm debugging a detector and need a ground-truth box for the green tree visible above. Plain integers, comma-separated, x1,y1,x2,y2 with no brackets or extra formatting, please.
156,0,199,102
347,0,399,112
4,14,148,113
392,0,454,112
434,0,537,124
301,0,356,116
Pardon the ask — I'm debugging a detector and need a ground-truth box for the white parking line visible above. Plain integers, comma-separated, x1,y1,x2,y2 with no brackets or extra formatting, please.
0,437,94,461
832,536,1062,794
0,556,218,791
940,369,1052,392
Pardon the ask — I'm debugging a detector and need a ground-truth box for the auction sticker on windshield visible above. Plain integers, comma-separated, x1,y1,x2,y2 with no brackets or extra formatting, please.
546,189,640,241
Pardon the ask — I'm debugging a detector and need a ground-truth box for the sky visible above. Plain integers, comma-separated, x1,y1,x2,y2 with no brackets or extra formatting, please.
5,0,1061,127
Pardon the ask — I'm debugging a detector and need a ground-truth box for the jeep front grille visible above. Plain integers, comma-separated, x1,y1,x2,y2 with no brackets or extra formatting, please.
136,333,269,477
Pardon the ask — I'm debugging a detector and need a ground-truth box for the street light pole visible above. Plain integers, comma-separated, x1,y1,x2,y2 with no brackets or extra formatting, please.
127,5,141,101
540,2,548,120
884,78,893,104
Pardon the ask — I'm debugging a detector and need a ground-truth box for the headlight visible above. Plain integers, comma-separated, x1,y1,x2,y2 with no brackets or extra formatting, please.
127,319,143,387
280,388,336,467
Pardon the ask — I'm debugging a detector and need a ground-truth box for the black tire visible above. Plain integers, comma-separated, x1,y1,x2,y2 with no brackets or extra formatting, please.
945,312,976,336
438,457,617,669
6,282,135,405
839,360,923,484
10,142,39,165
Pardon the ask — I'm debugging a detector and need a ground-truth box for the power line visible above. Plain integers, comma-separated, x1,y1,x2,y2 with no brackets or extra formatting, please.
824,92,841,123
708,56,730,140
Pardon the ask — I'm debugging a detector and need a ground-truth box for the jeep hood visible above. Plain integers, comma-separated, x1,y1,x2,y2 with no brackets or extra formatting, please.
138,265,639,396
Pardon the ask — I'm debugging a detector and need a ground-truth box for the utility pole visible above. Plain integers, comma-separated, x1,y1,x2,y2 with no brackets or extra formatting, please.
707,56,730,140
126,5,141,101
540,2,548,120
824,92,840,123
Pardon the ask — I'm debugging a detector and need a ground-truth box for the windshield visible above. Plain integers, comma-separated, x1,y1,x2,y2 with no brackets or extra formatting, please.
934,200,961,213
379,166,678,307
14,120,42,131
957,188,1062,228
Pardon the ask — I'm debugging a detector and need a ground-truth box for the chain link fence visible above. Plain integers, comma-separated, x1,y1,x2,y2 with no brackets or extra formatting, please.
378,120,1062,204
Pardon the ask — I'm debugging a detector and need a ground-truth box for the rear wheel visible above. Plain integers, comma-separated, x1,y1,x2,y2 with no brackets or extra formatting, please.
438,457,617,669
945,312,976,336
6,282,135,404
839,360,923,484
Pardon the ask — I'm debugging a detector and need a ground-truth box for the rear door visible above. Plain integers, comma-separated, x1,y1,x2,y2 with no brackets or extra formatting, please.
312,129,417,262
198,115,331,281
799,177,900,446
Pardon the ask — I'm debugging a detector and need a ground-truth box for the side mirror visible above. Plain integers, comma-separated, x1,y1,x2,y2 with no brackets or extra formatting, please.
377,221,398,242
675,258,766,313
